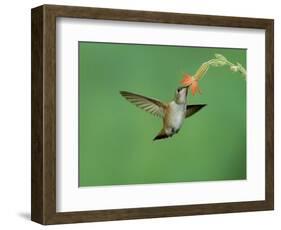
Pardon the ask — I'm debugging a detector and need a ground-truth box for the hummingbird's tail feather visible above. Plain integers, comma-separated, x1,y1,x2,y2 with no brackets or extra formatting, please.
153,129,169,141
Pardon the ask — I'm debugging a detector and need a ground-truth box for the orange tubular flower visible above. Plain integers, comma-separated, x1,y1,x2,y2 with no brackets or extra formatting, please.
180,73,201,96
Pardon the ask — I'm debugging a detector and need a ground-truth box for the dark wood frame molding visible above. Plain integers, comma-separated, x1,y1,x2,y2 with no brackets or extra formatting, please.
31,4,274,225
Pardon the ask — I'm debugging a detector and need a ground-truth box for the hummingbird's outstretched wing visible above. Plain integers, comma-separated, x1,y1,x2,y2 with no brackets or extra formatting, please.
185,104,207,118
120,91,167,118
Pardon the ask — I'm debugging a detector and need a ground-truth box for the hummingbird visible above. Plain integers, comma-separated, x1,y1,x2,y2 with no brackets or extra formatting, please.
120,86,206,141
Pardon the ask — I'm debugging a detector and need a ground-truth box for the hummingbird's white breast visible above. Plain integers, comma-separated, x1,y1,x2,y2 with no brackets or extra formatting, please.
165,101,186,135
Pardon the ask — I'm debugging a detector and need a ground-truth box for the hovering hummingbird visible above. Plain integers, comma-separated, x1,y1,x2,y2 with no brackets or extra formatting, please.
120,86,206,141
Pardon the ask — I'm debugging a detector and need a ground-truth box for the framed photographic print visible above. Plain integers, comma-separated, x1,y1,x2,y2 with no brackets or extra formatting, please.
31,4,274,225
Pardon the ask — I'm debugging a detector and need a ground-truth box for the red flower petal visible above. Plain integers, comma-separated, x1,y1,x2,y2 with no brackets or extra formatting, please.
191,81,197,96
181,73,193,86
190,80,201,96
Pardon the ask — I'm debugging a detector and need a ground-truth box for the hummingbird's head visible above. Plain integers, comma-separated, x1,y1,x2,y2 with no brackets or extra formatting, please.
175,86,188,104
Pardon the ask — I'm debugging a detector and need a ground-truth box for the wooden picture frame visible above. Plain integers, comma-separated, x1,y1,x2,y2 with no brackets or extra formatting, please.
31,4,274,225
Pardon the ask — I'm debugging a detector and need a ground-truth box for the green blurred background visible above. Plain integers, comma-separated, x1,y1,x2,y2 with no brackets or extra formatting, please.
79,42,246,187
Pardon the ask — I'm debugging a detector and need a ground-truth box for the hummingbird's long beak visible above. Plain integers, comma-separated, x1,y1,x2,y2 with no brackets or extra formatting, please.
177,86,189,98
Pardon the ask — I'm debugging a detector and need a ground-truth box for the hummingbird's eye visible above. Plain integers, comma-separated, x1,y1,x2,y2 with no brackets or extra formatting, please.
177,88,180,93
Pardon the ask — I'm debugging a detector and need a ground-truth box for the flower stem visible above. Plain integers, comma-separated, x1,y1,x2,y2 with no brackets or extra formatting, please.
193,54,247,81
